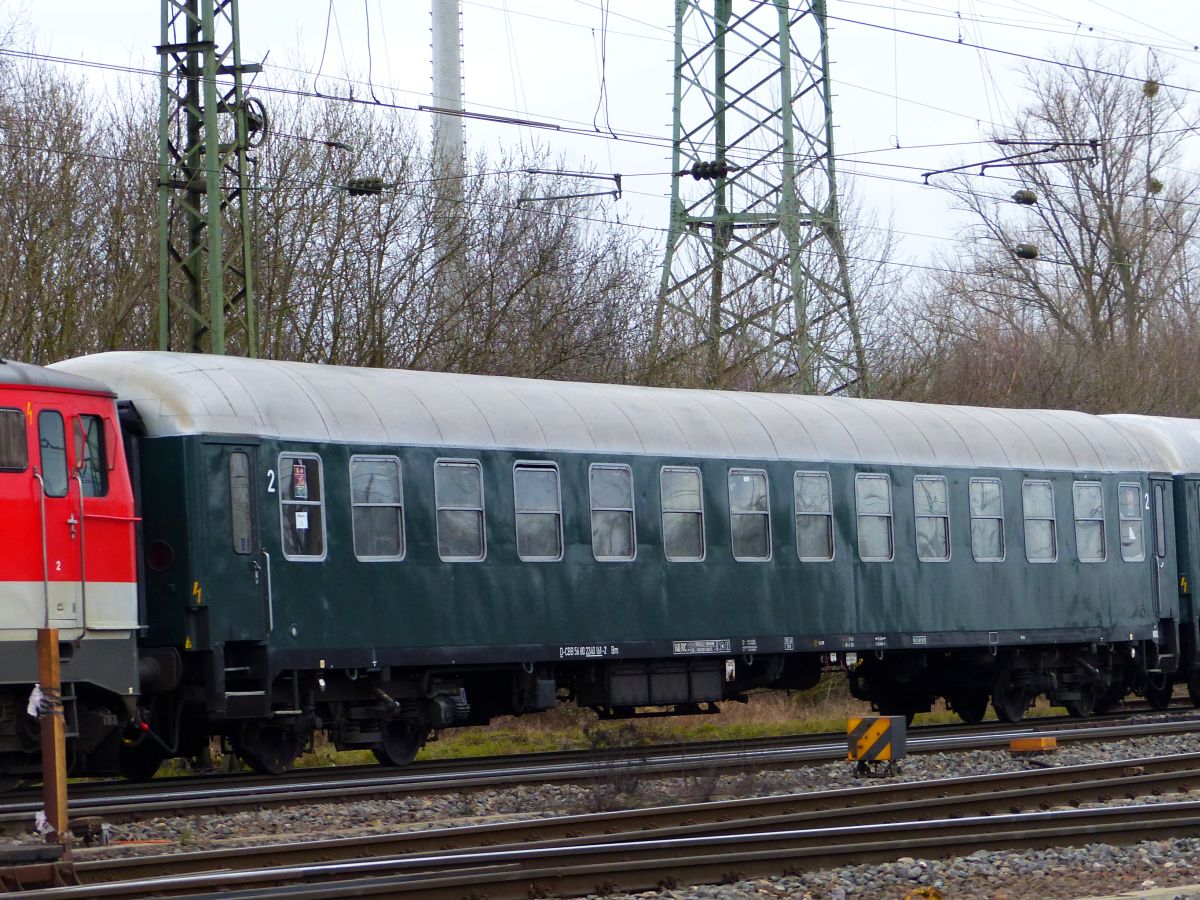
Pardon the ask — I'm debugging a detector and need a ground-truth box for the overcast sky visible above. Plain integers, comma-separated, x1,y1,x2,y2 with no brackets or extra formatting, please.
9,1,1200,274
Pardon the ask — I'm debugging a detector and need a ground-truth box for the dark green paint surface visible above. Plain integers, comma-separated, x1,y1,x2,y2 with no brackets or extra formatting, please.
135,434,1169,664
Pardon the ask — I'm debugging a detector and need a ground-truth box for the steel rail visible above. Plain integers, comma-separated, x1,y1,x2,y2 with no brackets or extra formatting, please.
6,702,1186,805
71,749,1200,886
2,712,1198,831
19,790,1200,898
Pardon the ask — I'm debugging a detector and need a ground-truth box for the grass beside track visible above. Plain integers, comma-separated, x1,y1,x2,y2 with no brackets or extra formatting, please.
162,676,1077,775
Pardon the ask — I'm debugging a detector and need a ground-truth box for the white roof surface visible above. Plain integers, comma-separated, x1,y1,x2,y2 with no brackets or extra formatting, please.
51,352,1183,473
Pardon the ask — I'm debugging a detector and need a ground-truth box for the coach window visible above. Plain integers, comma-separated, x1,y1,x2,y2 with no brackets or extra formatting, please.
229,452,252,555
279,453,326,560
794,471,833,561
590,464,635,561
37,410,68,498
1118,482,1145,562
514,463,562,561
855,473,893,562
1072,481,1106,562
661,466,704,561
729,469,771,561
351,456,405,561
74,415,107,497
1155,483,1168,559
969,478,1004,562
0,409,27,470
1022,480,1057,562
435,459,485,562
914,475,950,562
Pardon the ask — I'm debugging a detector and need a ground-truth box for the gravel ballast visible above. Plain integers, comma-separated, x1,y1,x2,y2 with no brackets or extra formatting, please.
9,727,1200,897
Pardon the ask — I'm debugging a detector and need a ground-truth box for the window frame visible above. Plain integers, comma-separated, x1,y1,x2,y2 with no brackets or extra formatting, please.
794,470,834,562
435,458,486,563
350,454,406,562
277,452,328,562
512,461,564,563
589,462,636,562
1118,481,1145,563
660,465,705,562
1072,480,1107,563
855,472,894,562
74,414,108,498
1022,478,1058,564
0,408,28,472
968,477,1005,563
913,474,951,563
728,467,772,562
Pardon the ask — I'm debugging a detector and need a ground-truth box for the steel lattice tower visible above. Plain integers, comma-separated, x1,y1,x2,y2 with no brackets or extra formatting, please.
157,0,260,355
652,0,868,394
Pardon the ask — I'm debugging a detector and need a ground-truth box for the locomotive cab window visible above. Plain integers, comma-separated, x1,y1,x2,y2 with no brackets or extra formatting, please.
729,469,771,561
278,453,326,560
74,415,107,497
855,473,893,562
590,464,635,561
914,475,950,562
661,466,704,561
435,459,485,562
969,478,1004,562
794,471,833,561
1118,482,1144,562
351,455,405,561
0,408,27,471
37,410,68,498
1022,480,1057,562
1072,481,1106,562
513,463,562,562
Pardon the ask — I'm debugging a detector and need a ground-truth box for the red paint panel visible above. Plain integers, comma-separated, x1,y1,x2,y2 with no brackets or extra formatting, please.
0,384,136,586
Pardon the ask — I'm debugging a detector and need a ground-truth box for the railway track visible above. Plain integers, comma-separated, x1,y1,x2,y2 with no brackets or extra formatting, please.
16,748,1200,897
2,708,1197,830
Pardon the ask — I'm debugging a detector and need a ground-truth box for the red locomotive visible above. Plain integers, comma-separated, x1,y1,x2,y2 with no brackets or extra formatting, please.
0,360,139,786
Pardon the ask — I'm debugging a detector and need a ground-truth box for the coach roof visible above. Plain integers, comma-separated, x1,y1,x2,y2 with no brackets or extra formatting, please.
52,351,1173,473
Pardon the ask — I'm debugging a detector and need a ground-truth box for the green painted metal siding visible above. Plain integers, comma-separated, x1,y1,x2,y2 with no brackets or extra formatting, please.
135,434,1162,663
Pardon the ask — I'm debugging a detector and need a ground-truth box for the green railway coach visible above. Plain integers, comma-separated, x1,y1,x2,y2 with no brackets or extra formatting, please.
52,352,1200,775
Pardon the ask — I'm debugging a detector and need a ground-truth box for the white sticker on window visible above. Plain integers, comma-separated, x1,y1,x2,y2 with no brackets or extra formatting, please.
295,509,309,530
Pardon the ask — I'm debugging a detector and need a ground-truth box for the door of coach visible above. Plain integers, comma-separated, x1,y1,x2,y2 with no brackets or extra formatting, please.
205,442,271,640
1151,476,1178,621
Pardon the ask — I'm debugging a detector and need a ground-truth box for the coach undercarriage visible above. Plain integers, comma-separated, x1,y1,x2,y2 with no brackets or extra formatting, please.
847,640,1186,723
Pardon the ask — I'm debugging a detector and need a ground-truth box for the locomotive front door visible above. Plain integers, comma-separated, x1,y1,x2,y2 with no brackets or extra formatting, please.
206,443,270,639
35,408,82,630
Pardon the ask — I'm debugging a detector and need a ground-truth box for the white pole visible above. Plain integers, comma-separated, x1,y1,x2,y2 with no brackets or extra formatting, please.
431,0,464,179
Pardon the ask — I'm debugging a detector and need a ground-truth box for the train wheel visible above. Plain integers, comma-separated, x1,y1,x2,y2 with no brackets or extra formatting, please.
118,740,165,782
236,722,300,775
372,722,425,767
991,682,1027,723
1144,679,1174,711
1064,684,1096,719
949,691,989,725
1189,671,1200,707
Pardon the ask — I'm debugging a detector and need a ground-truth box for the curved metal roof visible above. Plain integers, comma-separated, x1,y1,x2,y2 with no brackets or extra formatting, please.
1101,415,1200,475
51,352,1176,473
0,359,111,395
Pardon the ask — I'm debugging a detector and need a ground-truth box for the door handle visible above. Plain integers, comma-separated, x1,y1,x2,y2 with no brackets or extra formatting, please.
250,559,262,585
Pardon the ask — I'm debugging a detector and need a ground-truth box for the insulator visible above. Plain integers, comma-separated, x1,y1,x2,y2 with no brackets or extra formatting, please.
347,176,385,196
690,161,704,180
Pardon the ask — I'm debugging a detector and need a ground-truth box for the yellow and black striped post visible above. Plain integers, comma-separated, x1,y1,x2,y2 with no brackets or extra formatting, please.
847,715,906,774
